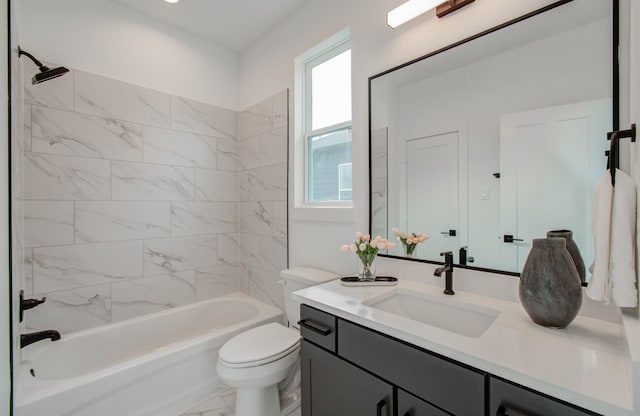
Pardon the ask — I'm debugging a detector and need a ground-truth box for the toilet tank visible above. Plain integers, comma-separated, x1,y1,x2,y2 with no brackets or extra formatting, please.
280,267,340,328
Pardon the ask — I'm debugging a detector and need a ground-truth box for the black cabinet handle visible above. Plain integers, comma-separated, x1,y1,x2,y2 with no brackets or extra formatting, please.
298,319,332,336
497,405,535,416
402,411,412,416
376,399,386,416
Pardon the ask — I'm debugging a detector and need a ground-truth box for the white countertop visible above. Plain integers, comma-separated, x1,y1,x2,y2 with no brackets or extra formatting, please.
293,279,636,416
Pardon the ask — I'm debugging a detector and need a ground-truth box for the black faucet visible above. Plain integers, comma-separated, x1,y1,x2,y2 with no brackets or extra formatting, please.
21,330,61,348
434,251,455,295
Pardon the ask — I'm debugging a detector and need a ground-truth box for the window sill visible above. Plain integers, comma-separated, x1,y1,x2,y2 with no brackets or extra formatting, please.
292,205,354,223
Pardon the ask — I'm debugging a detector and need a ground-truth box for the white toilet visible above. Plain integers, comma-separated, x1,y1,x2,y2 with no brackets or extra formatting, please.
216,267,339,416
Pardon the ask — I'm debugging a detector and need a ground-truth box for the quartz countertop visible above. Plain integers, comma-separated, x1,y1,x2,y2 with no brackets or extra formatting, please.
293,279,635,416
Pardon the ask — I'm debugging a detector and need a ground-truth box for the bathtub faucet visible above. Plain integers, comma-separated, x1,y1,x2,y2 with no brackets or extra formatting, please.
21,330,61,348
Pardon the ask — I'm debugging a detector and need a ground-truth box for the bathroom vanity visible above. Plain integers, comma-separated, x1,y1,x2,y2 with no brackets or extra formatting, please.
294,280,634,416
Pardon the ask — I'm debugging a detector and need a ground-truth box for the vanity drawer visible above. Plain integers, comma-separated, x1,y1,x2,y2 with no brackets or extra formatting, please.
338,319,485,416
489,377,600,416
299,304,337,352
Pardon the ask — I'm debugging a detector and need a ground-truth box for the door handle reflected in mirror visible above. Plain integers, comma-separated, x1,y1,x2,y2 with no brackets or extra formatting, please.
503,234,524,243
440,230,457,236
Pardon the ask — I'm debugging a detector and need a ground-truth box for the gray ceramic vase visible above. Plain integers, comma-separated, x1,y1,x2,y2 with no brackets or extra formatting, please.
519,237,582,328
546,229,586,284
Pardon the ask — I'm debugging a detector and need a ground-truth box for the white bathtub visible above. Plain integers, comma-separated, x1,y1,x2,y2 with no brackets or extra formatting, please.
15,292,284,416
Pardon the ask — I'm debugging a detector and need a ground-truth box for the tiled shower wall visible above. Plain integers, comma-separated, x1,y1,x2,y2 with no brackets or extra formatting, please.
21,65,288,334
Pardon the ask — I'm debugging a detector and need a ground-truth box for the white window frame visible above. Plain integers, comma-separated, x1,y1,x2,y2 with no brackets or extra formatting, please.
293,27,353,222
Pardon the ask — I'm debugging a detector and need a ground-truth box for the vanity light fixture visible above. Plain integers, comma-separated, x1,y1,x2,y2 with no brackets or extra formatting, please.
387,0,475,28
164,0,179,3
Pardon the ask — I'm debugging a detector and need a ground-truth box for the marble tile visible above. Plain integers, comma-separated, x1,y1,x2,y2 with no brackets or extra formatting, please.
238,233,261,269
26,284,112,334
25,201,74,248
24,249,33,297
112,161,195,201
180,387,236,416
111,271,196,322
24,152,111,200
24,64,74,111
243,163,286,202
237,201,272,235
143,126,217,168
271,201,287,239
144,235,217,276
238,136,261,170
171,202,236,236
171,96,236,140
33,241,144,293
195,169,239,202
238,98,272,141
272,89,288,130
259,235,288,272
244,263,284,310
216,137,239,172
31,106,143,161
371,127,388,179
259,126,288,167
217,233,240,266
75,70,171,128
195,264,239,300
75,201,171,243
24,104,32,151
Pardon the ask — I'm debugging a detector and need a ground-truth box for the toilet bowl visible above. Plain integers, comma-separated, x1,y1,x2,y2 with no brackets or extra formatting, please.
216,267,339,416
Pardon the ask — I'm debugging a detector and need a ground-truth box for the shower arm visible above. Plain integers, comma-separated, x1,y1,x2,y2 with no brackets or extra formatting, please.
18,47,49,71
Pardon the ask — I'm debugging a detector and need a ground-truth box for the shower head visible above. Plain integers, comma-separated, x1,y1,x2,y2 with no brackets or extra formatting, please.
18,47,69,85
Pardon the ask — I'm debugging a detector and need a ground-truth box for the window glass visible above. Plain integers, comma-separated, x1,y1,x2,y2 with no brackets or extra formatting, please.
306,126,352,202
311,49,352,131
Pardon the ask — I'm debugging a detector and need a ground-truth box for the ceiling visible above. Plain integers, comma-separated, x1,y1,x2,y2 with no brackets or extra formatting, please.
110,0,309,53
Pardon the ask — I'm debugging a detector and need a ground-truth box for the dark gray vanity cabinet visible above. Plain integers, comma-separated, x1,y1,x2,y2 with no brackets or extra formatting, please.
301,340,393,416
489,377,599,416
300,304,601,416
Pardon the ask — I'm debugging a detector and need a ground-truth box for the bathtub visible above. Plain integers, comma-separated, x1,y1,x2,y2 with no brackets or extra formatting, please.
15,292,284,416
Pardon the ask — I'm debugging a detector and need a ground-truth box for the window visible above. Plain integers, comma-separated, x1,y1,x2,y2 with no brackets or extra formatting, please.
299,35,352,205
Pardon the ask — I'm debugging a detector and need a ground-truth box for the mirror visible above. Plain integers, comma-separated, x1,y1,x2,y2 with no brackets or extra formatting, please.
370,0,615,274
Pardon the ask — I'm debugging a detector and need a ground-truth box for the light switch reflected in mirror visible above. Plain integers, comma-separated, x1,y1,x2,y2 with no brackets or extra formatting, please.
369,0,615,275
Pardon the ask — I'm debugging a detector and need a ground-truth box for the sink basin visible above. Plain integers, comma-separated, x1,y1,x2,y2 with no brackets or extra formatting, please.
366,290,500,338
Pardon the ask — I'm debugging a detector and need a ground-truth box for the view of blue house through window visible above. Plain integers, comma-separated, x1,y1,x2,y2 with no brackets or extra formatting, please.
304,44,352,203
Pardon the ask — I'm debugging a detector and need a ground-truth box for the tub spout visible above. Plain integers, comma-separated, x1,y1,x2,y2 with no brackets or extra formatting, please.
21,330,61,348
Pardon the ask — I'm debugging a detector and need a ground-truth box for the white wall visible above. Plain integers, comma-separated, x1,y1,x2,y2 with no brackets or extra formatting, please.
19,0,241,110
240,0,566,276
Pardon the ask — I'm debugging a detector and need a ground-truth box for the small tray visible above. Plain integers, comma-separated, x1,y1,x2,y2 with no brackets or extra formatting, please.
340,276,398,287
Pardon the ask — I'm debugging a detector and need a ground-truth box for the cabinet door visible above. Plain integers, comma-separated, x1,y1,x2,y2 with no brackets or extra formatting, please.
301,340,393,416
489,377,600,416
397,389,449,416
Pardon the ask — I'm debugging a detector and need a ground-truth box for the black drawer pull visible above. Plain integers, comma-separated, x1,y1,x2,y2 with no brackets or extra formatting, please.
376,399,386,416
298,319,332,336
497,405,535,416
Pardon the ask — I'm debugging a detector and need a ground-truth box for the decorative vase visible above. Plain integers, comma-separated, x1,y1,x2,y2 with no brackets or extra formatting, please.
546,229,585,284
357,256,377,282
519,237,582,328
403,243,417,258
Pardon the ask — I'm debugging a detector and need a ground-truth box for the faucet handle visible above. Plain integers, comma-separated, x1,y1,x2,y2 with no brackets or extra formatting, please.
439,251,453,256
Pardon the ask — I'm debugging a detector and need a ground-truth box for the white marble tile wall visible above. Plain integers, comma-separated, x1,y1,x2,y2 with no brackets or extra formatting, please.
22,66,245,334
237,90,289,311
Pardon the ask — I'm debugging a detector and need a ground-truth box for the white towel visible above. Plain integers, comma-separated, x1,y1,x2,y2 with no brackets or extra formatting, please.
586,169,638,307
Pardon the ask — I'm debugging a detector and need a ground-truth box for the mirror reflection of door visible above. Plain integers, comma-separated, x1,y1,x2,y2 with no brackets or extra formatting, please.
500,98,611,273
405,132,460,260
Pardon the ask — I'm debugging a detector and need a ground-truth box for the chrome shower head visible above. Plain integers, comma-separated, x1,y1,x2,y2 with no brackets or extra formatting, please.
18,47,69,85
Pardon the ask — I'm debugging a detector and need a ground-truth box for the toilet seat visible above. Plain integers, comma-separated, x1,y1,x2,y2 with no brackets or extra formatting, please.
219,323,300,369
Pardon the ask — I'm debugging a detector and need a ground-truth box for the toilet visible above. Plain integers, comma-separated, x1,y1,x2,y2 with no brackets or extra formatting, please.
216,267,339,416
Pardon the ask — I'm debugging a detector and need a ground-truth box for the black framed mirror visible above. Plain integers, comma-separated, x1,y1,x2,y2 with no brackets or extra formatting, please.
369,0,618,276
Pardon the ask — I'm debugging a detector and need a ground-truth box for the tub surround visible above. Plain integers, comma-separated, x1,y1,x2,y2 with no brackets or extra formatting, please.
293,279,634,416
20,63,288,334
16,293,282,416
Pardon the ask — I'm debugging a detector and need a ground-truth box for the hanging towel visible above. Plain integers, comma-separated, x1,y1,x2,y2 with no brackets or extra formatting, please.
586,169,638,307
610,169,637,307
586,172,614,303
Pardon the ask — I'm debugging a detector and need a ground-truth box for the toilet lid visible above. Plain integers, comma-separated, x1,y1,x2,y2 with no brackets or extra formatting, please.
219,323,301,368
